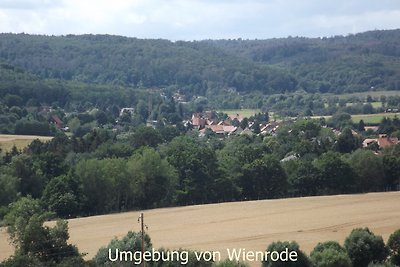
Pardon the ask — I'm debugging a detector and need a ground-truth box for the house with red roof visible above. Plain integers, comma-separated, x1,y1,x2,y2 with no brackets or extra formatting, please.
50,115,63,129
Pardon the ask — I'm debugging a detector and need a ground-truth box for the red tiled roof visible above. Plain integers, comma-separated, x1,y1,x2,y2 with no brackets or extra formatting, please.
223,126,237,133
51,115,63,126
205,125,224,133
378,137,399,149
192,117,206,127
205,125,237,134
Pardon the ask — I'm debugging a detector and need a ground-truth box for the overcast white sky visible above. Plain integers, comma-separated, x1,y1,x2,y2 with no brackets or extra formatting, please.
0,0,399,40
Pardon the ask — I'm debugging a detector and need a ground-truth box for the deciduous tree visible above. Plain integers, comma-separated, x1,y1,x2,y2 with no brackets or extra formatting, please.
344,228,388,267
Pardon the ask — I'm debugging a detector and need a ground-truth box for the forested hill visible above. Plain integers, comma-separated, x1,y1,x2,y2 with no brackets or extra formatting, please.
0,29,399,95
208,29,400,93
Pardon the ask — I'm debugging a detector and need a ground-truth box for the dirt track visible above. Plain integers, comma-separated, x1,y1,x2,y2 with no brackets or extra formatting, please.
1,192,400,266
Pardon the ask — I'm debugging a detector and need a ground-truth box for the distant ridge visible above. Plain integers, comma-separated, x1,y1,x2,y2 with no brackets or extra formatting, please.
0,29,399,95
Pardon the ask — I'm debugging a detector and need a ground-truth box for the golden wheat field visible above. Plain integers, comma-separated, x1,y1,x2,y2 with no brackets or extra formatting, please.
0,134,53,152
1,192,400,266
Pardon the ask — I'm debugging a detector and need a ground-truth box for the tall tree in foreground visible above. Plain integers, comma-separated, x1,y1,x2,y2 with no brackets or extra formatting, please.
286,160,321,197
2,197,84,266
313,151,355,194
382,150,400,191
162,136,219,205
239,155,288,200
41,174,82,218
127,147,178,208
347,149,385,192
335,127,362,154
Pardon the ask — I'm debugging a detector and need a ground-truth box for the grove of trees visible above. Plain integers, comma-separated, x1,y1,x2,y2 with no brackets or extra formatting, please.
1,117,400,220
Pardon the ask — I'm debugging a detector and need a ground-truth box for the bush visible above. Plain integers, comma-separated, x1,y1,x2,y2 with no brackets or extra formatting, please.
311,241,346,254
212,259,248,267
310,241,351,267
367,263,396,267
151,248,214,267
0,253,41,267
262,241,311,267
344,228,388,267
94,231,151,266
387,229,400,265
311,248,352,267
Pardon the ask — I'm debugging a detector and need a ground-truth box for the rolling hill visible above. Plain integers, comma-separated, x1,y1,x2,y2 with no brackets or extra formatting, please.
0,29,400,96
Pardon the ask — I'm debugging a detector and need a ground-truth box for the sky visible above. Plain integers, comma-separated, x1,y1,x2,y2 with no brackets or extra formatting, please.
0,0,399,40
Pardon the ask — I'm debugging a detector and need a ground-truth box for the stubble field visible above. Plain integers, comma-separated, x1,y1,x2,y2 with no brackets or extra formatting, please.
1,192,400,266
0,134,53,152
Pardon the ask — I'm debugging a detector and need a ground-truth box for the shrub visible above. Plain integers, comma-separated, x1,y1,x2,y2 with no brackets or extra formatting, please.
262,241,311,267
387,229,400,265
344,228,388,267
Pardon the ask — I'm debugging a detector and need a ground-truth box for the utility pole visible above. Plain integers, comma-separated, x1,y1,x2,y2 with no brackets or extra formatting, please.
139,213,145,267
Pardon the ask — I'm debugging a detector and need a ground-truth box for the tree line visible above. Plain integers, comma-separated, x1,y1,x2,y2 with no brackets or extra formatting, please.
1,117,400,219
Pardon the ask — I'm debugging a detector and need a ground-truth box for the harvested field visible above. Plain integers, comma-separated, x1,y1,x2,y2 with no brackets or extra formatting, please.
1,192,400,266
0,134,53,152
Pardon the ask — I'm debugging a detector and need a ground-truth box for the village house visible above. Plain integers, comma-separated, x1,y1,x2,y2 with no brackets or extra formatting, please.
191,111,283,137
362,138,378,148
364,126,379,132
377,134,400,149
191,113,207,129
191,111,218,129
260,121,280,135
192,112,240,136
50,115,63,129
362,134,400,150
203,125,238,136
228,113,245,122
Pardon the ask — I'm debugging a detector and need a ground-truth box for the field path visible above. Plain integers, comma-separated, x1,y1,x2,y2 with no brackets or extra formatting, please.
1,192,400,266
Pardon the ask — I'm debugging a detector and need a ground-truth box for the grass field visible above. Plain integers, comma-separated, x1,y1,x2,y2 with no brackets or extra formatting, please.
351,113,400,124
0,135,53,152
345,102,382,108
1,192,399,266
371,102,383,108
219,109,261,118
312,112,400,125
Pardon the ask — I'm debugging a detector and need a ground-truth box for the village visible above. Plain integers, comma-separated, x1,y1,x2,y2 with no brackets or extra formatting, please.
187,110,400,153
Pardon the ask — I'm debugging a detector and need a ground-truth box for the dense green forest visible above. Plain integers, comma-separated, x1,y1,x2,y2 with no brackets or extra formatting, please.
0,30,400,96
209,30,400,93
